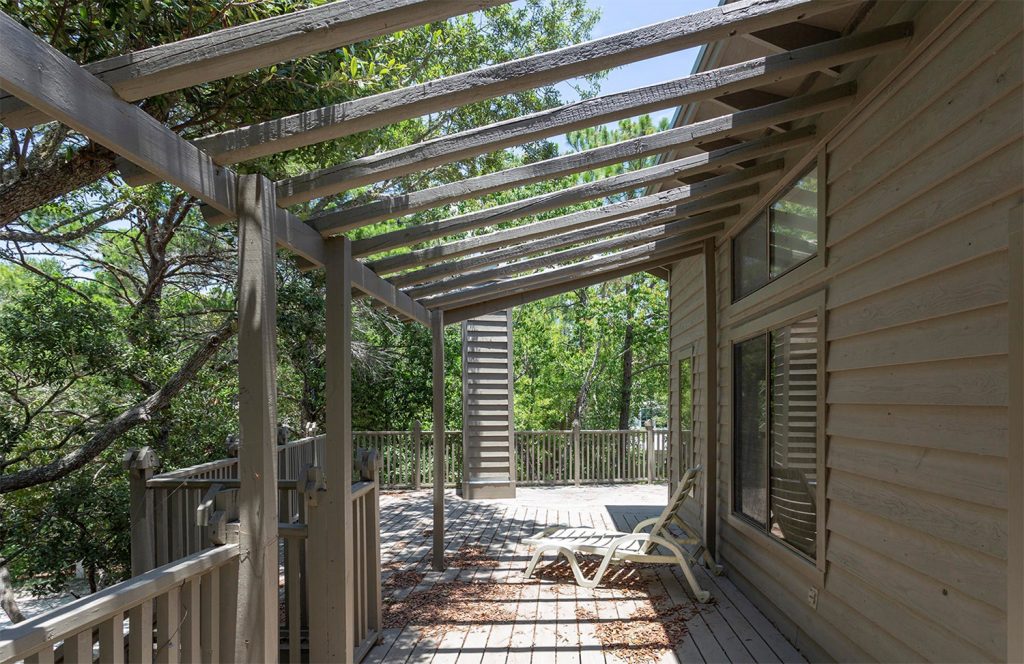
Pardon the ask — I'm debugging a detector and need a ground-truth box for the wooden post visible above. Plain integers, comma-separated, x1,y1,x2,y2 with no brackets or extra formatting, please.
702,237,719,561
572,420,581,487
412,419,422,490
313,237,356,661
431,310,446,571
234,174,279,664
645,419,656,484
124,447,158,576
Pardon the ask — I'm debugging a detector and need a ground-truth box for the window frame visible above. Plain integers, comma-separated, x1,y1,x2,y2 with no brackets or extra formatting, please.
725,290,828,583
730,157,827,306
676,346,696,472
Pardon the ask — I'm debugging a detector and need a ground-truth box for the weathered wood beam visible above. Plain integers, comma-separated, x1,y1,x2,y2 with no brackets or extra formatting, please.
369,164,779,277
392,187,757,290
349,128,812,257
408,209,732,300
233,174,280,663
443,246,702,325
137,0,844,171
0,12,237,215
269,23,907,203
300,83,854,229
1,0,507,129
0,11,329,267
348,256,431,326
429,230,710,310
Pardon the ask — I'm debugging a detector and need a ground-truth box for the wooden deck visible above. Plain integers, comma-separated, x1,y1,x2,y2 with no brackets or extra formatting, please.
367,485,806,663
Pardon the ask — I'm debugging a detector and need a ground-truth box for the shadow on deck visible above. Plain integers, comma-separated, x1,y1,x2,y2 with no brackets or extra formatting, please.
366,485,806,663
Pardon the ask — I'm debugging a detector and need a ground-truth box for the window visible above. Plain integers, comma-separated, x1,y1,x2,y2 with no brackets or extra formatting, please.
733,313,820,560
677,353,694,469
733,164,820,300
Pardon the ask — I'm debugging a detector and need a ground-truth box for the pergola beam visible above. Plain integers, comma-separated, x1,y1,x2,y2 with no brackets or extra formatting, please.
273,23,905,204
430,230,710,310
392,187,758,290
369,164,780,276
409,210,732,300
443,246,702,325
349,128,812,257
0,0,507,129
300,83,854,229
136,0,843,171
348,257,431,326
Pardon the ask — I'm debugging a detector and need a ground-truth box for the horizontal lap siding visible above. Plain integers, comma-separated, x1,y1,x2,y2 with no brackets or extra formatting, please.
668,255,706,527
462,312,515,490
711,2,1021,661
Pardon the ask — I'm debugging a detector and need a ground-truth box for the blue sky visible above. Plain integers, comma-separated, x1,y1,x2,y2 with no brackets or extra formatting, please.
573,0,718,126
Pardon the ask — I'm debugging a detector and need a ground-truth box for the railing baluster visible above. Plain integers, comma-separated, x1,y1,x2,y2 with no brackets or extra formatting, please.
156,586,181,664
180,578,200,664
129,598,153,664
63,630,92,664
200,569,219,664
99,612,125,664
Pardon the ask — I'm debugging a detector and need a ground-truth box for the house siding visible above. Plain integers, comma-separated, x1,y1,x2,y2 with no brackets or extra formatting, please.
670,2,1022,661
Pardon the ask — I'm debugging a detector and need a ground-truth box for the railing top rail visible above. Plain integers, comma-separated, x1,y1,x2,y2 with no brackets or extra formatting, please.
0,545,238,663
151,434,324,481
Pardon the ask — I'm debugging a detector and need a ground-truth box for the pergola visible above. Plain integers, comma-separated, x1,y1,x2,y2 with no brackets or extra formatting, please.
0,0,914,660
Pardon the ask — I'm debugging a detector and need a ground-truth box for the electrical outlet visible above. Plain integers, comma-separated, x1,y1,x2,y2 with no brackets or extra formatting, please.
807,587,819,609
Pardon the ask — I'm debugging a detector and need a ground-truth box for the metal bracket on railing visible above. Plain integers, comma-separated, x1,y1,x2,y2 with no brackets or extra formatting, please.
298,465,326,508
205,488,239,546
356,448,381,482
196,483,225,527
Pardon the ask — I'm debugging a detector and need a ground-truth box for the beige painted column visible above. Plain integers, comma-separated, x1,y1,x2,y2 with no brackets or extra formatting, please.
310,237,356,661
432,310,447,571
234,174,280,663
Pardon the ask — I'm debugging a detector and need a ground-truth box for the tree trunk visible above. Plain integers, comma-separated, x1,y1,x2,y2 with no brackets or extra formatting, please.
0,563,25,624
0,145,117,227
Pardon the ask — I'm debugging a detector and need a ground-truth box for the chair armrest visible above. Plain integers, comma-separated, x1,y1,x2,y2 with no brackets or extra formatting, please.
631,517,660,534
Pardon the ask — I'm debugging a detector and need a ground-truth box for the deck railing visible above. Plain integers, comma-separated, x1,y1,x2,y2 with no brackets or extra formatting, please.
120,436,381,663
0,544,239,664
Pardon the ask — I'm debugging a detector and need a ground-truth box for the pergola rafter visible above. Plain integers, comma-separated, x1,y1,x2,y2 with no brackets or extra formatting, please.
271,23,905,210
290,83,854,231
0,0,508,130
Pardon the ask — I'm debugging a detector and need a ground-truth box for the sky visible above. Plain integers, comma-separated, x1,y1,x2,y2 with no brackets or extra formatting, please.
505,0,718,149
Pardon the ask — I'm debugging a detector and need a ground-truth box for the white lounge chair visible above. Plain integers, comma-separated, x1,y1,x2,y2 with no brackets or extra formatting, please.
522,466,718,602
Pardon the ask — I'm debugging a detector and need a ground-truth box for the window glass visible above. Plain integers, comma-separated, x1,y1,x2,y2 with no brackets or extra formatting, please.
733,314,819,559
733,211,769,300
678,355,694,470
769,316,818,557
770,170,819,277
732,163,819,301
733,336,768,526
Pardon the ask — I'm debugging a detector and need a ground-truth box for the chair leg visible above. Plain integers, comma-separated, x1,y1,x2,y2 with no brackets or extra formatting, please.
674,554,711,603
524,546,551,578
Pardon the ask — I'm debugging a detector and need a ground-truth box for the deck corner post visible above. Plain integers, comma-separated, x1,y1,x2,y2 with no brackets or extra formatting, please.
124,447,158,577
572,420,581,487
645,420,656,484
431,310,446,572
412,419,422,490
234,173,280,664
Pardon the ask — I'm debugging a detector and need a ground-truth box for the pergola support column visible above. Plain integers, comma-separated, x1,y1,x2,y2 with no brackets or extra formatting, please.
310,236,357,661
431,310,447,571
234,174,281,663
701,238,719,562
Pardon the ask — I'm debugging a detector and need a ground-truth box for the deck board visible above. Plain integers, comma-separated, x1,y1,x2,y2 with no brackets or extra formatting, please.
368,485,806,663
